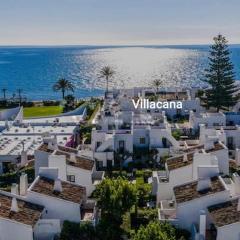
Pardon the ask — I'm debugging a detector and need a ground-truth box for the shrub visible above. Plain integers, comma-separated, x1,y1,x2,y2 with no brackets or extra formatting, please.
172,129,182,140
43,100,60,106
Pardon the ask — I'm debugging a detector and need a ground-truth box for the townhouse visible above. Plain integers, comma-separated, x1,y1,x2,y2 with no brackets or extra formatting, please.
35,138,104,196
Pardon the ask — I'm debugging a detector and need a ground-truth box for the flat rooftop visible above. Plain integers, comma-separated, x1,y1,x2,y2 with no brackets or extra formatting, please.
0,193,43,226
174,176,225,204
4,125,75,135
145,91,188,101
167,152,194,171
22,115,83,125
31,176,86,204
0,135,71,156
208,199,240,227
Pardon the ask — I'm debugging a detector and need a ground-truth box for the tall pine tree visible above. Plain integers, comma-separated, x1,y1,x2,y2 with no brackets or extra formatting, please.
204,34,238,111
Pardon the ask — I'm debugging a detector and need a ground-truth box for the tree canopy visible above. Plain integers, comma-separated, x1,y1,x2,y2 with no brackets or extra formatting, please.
132,221,176,240
53,78,74,99
203,34,238,111
94,177,137,222
99,66,115,95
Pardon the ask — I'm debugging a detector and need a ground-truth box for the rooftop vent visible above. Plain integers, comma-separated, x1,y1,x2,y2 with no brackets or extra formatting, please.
183,154,188,163
197,178,211,192
69,153,77,163
10,197,19,213
237,198,240,212
11,183,19,195
53,178,62,193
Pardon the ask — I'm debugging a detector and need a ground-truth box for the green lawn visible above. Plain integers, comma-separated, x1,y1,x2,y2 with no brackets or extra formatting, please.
23,106,63,118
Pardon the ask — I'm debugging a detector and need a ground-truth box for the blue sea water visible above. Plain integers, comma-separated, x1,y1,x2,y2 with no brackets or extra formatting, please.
0,45,239,100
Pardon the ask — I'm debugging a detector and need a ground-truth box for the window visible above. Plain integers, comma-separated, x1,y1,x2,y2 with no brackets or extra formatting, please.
96,141,102,149
107,160,112,169
119,140,125,151
97,161,103,169
67,175,75,183
139,137,146,144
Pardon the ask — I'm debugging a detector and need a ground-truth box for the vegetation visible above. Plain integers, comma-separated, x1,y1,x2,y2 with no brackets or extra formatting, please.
60,221,97,240
99,66,115,94
152,79,163,94
203,34,239,111
87,101,102,124
2,88,7,99
132,221,175,240
131,221,188,240
78,124,93,144
0,166,34,189
94,177,137,222
172,129,182,140
53,78,75,99
63,94,75,112
42,100,60,106
61,174,189,240
23,106,63,118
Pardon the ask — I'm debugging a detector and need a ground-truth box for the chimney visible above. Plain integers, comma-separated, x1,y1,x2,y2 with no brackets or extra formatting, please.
69,153,76,163
48,141,58,151
204,139,214,151
10,197,19,213
199,210,206,239
236,149,240,166
20,173,28,196
237,198,240,212
53,178,62,193
232,173,240,195
21,150,28,167
197,178,211,192
11,184,19,195
183,154,188,163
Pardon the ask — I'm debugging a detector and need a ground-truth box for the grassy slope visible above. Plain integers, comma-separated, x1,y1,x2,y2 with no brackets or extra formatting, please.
23,106,63,118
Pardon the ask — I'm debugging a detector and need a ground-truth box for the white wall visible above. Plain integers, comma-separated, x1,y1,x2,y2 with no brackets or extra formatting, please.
176,190,230,231
216,222,240,240
34,150,50,177
27,191,81,223
34,219,61,240
0,218,33,240
49,155,67,181
67,165,94,196
210,149,229,175
157,165,193,202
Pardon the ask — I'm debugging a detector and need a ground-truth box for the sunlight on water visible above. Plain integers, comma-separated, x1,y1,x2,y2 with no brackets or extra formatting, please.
0,45,239,100
73,47,207,90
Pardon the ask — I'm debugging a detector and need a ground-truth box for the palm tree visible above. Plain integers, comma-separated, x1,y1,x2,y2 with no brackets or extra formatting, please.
2,88,7,100
152,79,163,94
99,66,115,95
53,78,74,99
17,89,22,104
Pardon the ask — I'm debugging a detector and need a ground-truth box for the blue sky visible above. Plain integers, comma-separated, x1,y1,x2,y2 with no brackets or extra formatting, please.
0,0,239,45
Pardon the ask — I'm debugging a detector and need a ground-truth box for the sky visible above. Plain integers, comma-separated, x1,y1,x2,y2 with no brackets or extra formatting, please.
0,0,239,46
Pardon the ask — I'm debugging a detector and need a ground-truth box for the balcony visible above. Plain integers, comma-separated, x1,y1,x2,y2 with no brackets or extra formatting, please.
158,200,178,225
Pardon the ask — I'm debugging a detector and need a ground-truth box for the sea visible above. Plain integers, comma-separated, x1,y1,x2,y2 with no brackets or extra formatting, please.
0,45,240,100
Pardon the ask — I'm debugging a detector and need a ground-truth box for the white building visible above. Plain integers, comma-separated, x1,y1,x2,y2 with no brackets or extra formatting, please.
190,111,226,132
34,139,103,196
207,198,240,240
92,88,184,168
159,176,230,232
152,149,222,204
0,191,47,240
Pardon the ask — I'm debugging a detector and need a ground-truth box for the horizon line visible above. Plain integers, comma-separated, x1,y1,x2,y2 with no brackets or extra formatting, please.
0,43,240,48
